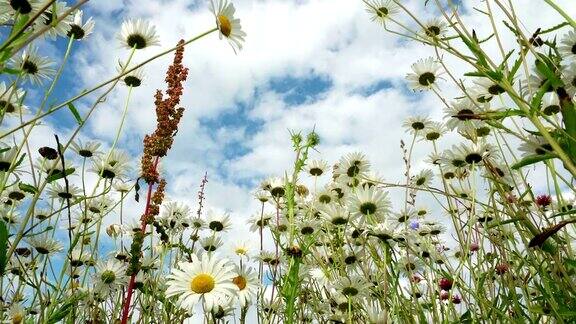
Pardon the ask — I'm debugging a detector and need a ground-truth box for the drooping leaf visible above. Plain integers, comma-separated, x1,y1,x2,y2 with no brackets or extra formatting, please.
511,154,555,170
67,102,83,125
18,183,38,194
46,168,75,183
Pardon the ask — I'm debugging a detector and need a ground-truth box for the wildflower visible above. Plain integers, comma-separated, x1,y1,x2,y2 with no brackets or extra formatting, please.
495,263,510,275
67,10,95,40
27,235,63,255
306,159,329,177
364,0,399,25
34,1,73,39
335,276,371,299
0,0,44,16
113,181,132,193
335,152,371,180
166,254,238,311
93,259,128,296
0,82,26,116
87,196,114,214
254,190,269,202
422,121,445,141
160,201,191,230
232,240,252,258
438,277,453,290
298,219,319,235
11,46,56,85
559,29,576,61
48,183,82,201
8,303,25,324
118,61,145,87
232,266,259,306
0,144,19,172
71,139,101,158
412,169,433,186
320,203,349,226
209,0,246,53
518,135,553,157
247,212,272,232
38,146,58,160
422,17,447,39
541,92,561,115
473,77,506,101
406,57,443,91
118,19,160,50
444,98,484,131
561,61,576,97
201,236,224,252
91,150,131,179
403,115,430,134
206,210,232,232
535,194,552,208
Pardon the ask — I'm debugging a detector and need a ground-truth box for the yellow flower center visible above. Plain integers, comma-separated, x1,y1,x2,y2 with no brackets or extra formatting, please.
233,275,247,290
217,15,232,37
235,247,248,255
190,273,215,294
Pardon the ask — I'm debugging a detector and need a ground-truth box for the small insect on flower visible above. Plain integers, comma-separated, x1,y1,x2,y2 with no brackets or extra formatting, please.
118,19,160,50
209,0,246,53
68,10,95,40
11,46,56,85
166,254,238,311
364,0,399,26
406,57,443,91
0,82,26,116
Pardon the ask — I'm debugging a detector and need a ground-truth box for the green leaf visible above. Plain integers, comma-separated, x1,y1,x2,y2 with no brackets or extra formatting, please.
511,154,555,170
530,79,551,115
0,220,7,276
47,292,88,324
46,168,75,183
18,182,38,194
0,67,21,75
67,103,83,125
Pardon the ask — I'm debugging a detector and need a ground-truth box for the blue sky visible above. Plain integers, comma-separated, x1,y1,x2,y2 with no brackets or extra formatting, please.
3,0,575,257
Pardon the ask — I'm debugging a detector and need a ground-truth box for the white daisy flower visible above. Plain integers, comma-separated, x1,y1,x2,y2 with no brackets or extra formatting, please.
347,185,391,220
67,10,95,40
559,29,576,61
422,17,448,39
411,169,434,187
334,276,371,299
364,0,399,26
159,201,192,230
541,92,561,115
200,235,224,252
48,182,82,201
71,139,101,158
320,203,349,226
232,239,252,258
247,212,272,232
11,46,56,85
403,115,431,134
206,210,232,232
166,254,238,311
267,176,285,198
0,0,44,16
406,57,443,91
518,135,553,157
562,61,576,97
335,152,371,180
443,98,485,131
34,1,73,39
421,121,446,141
209,0,246,53
0,145,21,174
306,159,329,177
91,150,131,179
118,19,160,50
27,235,63,255
232,266,259,307
472,77,505,101
117,60,145,87
93,259,128,296
0,82,26,116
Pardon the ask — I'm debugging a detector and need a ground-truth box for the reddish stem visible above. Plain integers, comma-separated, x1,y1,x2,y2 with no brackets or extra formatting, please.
120,157,159,324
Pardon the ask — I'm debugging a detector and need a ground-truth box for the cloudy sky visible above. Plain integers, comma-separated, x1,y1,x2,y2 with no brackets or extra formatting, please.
6,0,575,255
